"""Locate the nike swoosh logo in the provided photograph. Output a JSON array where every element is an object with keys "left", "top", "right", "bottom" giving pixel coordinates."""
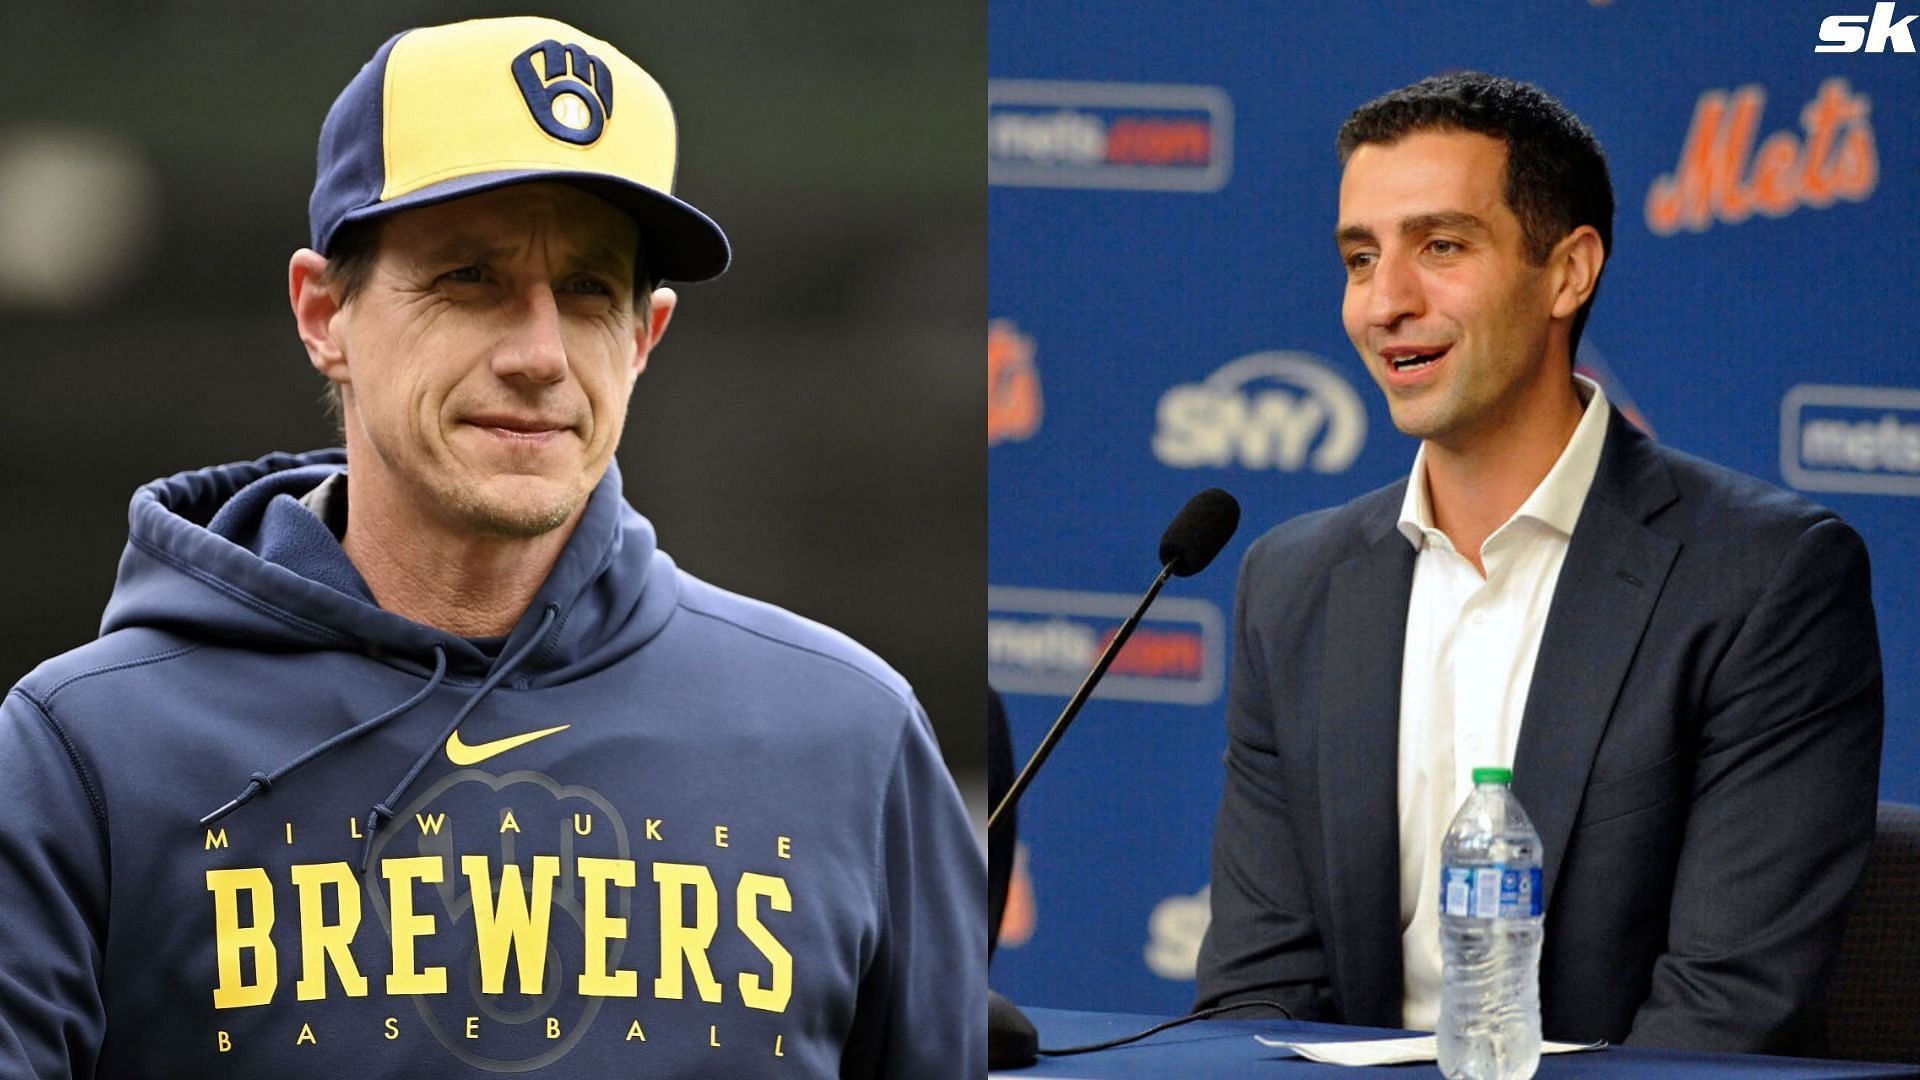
[{"left": 446, "top": 724, "right": 571, "bottom": 766}]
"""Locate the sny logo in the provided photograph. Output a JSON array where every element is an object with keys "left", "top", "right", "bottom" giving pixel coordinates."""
[
  {"left": 1817, "top": 2, "right": 1916, "bottom": 51},
  {"left": 513, "top": 40, "right": 615, "bottom": 145},
  {"left": 1153, "top": 351, "right": 1366, "bottom": 473}
]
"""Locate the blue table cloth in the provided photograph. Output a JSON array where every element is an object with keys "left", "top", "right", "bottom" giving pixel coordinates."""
[{"left": 992, "top": 1007, "right": 1920, "bottom": 1078}]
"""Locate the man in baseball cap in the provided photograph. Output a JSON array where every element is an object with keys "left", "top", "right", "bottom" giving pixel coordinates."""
[{"left": 0, "top": 17, "right": 983, "bottom": 1078}]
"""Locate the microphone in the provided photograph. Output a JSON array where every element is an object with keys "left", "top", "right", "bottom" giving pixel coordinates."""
[
  {"left": 1158, "top": 487, "right": 1241, "bottom": 577},
  {"left": 988, "top": 489, "right": 1240, "bottom": 832}
]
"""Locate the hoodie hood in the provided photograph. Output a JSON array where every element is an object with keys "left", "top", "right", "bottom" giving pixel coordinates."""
[{"left": 102, "top": 450, "right": 680, "bottom": 686}]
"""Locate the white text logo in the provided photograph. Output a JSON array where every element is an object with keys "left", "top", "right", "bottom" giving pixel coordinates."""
[
  {"left": 1780, "top": 384, "right": 1920, "bottom": 496},
  {"left": 1818, "top": 3, "right": 1917, "bottom": 50},
  {"left": 1153, "top": 351, "right": 1367, "bottom": 473},
  {"left": 987, "top": 586, "right": 1224, "bottom": 705},
  {"left": 988, "top": 80, "right": 1232, "bottom": 192},
  {"left": 1144, "top": 885, "right": 1210, "bottom": 981}
]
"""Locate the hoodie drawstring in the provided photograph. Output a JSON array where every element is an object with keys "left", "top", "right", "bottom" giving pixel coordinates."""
[
  {"left": 358, "top": 603, "right": 560, "bottom": 872},
  {"left": 200, "top": 645, "right": 451, "bottom": 828}
]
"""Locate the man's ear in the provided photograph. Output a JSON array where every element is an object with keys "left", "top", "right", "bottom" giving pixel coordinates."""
[
  {"left": 1549, "top": 225, "right": 1605, "bottom": 321},
  {"left": 632, "top": 286, "right": 677, "bottom": 379},
  {"left": 290, "top": 249, "right": 348, "bottom": 385}
]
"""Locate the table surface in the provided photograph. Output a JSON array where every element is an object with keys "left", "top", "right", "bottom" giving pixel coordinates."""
[{"left": 990, "top": 1007, "right": 1920, "bottom": 1078}]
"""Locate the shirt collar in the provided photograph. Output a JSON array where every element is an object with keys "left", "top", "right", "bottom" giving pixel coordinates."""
[{"left": 1396, "top": 374, "right": 1611, "bottom": 550}]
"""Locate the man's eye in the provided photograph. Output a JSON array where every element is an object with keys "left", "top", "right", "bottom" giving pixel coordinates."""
[
  {"left": 1344, "top": 252, "right": 1375, "bottom": 273},
  {"left": 1428, "top": 239, "right": 1460, "bottom": 256},
  {"left": 443, "top": 266, "right": 485, "bottom": 284}
]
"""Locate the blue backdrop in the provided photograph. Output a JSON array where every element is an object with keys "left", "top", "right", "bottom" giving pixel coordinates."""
[{"left": 988, "top": 0, "right": 1920, "bottom": 1017}]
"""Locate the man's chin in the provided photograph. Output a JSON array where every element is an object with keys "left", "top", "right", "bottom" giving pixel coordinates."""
[
  {"left": 462, "top": 502, "right": 578, "bottom": 539},
  {"left": 1387, "top": 407, "right": 1441, "bottom": 441},
  {"left": 443, "top": 477, "right": 586, "bottom": 539},
  {"left": 1384, "top": 391, "right": 1468, "bottom": 441}
]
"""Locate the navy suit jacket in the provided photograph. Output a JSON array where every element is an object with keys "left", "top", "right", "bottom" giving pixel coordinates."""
[{"left": 1195, "top": 411, "right": 1883, "bottom": 1053}]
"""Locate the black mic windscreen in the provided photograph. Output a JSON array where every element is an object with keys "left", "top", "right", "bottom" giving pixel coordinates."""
[{"left": 1158, "top": 488, "right": 1241, "bottom": 577}]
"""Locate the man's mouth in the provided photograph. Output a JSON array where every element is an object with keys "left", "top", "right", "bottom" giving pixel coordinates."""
[
  {"left": 466, "top": 415, "right": 571, "bottom": 435},
  {"left": 1383, "top": 346, "right": 1449, "bottom": 372}
]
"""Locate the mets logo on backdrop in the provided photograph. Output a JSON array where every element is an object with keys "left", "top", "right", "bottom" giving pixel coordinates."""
[
  {"left": 1781, "top": 384, "right": 1920, "bottom": 496},
  {"left": 988, "top": 80, "right": 1231, "bottom": 192},
  {"left": 1153, "top": 352, "right": 1366, "bottom": 473},
  {"left": 513, "top": 40, "right": 615, "bottom": 145},
  {"left": 987, "top": 586, "right": 1224, "bottom": 705},
  {"left": 1645, "top": 78, "right": 1877, "bottom": 235},
  {"left": 989, "top": 320, "right": 1043, "bottom": 446}
]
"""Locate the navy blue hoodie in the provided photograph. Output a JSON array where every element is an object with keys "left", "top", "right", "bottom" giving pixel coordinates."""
[{"left": 0, "top": 451, "right": 984, "bottom": 1077}]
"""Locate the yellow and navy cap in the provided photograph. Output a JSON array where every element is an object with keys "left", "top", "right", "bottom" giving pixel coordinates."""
[{"left": 309, "top": 16, "right": 728, "bottom": 282}]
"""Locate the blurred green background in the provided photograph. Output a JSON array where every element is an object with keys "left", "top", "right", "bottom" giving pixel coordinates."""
[{"left": 0, "top": 4, "right": 984, "bottom": 794}]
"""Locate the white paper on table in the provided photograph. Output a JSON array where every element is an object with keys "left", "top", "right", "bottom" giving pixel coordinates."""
[{"left": 1253, "top": 1033, "right": 1605, "bottom": 1066}]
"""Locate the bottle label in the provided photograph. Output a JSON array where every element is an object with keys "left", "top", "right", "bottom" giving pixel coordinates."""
[{"left": 1441, "top": 865, "right": 1542, "bottom": 919}]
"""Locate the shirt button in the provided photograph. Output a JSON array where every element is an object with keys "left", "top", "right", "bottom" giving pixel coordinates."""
[{"left": 1470, "top": 610, "right": 1489, "bottom": 625}]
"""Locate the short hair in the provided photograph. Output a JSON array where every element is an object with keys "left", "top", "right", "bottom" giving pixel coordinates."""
[
  {"left": 315, "top": 218, "right": 384, "bottom": 307},
  {"left": 1336, "top": 72, "right": 1614, "bottom": 358},
  {"left": 310, "top": 211, "right": 656, "bottom": 444},
  {"left": 314, "top": 220, "right": 383, "bottom": 441}
]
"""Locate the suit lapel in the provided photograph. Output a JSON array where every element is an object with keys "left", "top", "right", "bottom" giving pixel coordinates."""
[
  {"left": 1512, "top": 413, "right": 1680, "bottom": 910},
  {"left": 1319, "top": 510, "right": 1416, "bottom": 1025}
]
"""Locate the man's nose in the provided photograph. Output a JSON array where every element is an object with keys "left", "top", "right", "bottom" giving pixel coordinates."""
[
  {"left": 493, "top": 285, "right": 569, "bottom": 384},
  {"left": 1365, "top": 249, "right": 1423, "bottom": 328}
]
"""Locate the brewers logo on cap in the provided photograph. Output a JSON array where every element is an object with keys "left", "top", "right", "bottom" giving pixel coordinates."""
[
  {"left": 512, "top": 41, "right": 614, "bottom": 146},
  {"left": 309, "top": 16, "right": 729, "bottom": 282}
]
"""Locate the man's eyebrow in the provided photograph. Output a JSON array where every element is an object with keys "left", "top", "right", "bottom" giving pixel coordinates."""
[
  {"left": 570, "top": 244, "right": 635, "bottom": 280},
  {"left": 414, "top": 236, "right": 634, "bottom": 281},
  {"left": 1399, "top": 210, "right": 1490, "bottom": 237},
  {"left": 417, "top": 235, "right": 512, "bottom": 268},
  {"left": 1335, "top": 211, "right": 1491, "bottom": 249}
]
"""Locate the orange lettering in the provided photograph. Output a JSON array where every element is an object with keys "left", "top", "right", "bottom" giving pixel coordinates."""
[
  {"left": 1647, "top": 79, "right": 1877, "bottom": 235},
  {"left": 1799, "top": 79, "right": 1866, "bottom": 204},
  {"left": 1748, "top": 132, "right": 1801, "bottom": 216},
  {"left": 1830, "top": 124, "right": 1878, "bottom": 200},
  {"left": 1647, "top": 87, "right": 1763, "bottom": 234},
  {"left": 1105, "top": 119, "right": 1210, "bottom": 166}
]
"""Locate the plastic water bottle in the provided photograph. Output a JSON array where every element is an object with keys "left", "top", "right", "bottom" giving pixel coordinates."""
[{"left": 1437, "top": 767, "right": 1543, "bottom": 1080}]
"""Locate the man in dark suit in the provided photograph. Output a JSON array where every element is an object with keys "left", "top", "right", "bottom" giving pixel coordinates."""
[{"left": 1195, "top": 72, "right": 1883, "bottom": 1053}]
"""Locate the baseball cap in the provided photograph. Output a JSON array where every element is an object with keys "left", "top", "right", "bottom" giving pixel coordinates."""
[{"left": 308, "top": 16, "right": 729, "bottom": 282}]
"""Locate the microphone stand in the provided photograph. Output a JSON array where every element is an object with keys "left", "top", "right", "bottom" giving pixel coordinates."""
[
  {"left": 988, "top": 558, "right": 1175, "bottom": 1069},
  {"left": 989, "top": 559, "right": 1173, "bottom": 833}
]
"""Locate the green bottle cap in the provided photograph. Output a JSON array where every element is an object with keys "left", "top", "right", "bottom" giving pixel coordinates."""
[{"left": 1472, "top": 767, "right": 1513, "bottom": 785}]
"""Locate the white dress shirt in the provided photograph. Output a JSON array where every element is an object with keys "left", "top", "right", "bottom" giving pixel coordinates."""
[{"left": 1396, "top": 376, "right": 1611, "bottom": 1031}]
